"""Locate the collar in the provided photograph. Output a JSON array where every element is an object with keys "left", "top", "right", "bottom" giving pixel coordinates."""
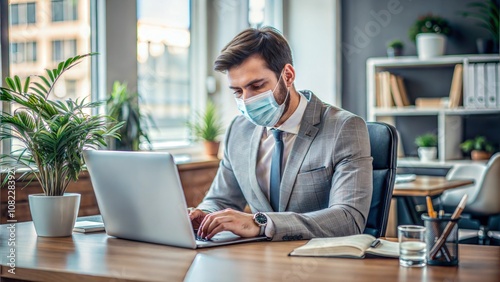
[{"left": 266, "top": 91, "right": 307, "bottom": 135}]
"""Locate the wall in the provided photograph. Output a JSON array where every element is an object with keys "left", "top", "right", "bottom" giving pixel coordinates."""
[
  {"left": 283, "top": 0, "right": 339, "bottom": 106},
  {"left": 341, "top": 0, "right": 494, "bottom": 118}
]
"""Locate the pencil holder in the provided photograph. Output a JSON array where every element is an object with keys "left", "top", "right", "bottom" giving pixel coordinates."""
[{"left": 422, "top": 214, "right": 460, "bottom": 266}]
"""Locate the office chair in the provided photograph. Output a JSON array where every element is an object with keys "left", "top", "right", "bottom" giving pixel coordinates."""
[
  {"left": 363, "top": 122, "right": 398, "bottom": 237},
  {"left": 441, "top": 153, "right": 500, "bottom": 245}
]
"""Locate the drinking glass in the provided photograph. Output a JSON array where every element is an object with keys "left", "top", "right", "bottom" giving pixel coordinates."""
[{"left": 398, "top": 225, "right": 427, "bottom": 267}]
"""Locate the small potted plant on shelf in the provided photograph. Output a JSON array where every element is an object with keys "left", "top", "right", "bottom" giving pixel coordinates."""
[
  {"left": 415, "top": 133, "right": 438, "bottom": 161},
  {"left": 187, "top": 101, "right": 224, "bottom": 157},
  {"left": 460, "top": 0, "right": 499, "bottom": 54},
  {"left": 387, "top": 39, "right": 404, "bottom": 57},
  {"left": 408, "top": 13, "right": 452, "bottom": 59},
  {"left": 0, "top": 53, "right": 123, "bottom": 237},
  {"left": 460, "top": 136, "right": 495, "bottom": 160},
  {"left": 107, "top": 81, "right": 153, "bottom": 151}
]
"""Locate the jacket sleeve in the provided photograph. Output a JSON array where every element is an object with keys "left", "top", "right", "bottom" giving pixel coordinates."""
[{"left": 195, "top": 119, "right": 247, "bottom": 213}]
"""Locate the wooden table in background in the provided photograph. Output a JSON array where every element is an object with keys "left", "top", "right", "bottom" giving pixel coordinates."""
[
  {"left": 393, "top": 175, "right": 474, "bottom": 197},
  {"left": 1, "top": 221, "right": 500, "bottom": 282}
]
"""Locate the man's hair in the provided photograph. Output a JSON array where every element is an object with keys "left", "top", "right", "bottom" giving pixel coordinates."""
[{"left": 214, "top": 26, "right": 293, "bottom": 79}]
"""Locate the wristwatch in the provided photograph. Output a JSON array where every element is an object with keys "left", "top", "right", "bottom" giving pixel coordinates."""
[{"left": 253, "top": 212, "right": 268, "bottom": 236}]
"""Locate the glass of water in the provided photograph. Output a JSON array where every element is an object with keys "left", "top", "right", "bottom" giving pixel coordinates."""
[{"left": 398, "top": 225, "right": 427, "bottom": 267}]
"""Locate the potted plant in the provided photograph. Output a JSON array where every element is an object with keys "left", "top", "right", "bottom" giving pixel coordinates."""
[
  {"left": 460, "top": 136, "right": 495, "bottom": 160},
  {"left": 0, "top": 54, "right": 122, "bottom": 237},
  {"left": 187, "top": 101, "right": 224, "bottom": 157},
  {"left": 460, "top": 0, "right": 499, "bottom": 53},
  {"left": 415, "top": 133, "right": 438, "bottom": 161},
  {"left": 409, "top": 14, "right": 452, "bottom": 59},
  {"left": 107, "top": 81, "right": 153, "bottom": 151},
  {"left": 387, "top": 39, "right": 404, "bottom": 57}
]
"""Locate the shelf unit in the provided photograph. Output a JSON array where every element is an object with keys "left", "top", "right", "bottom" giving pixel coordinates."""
[{"left": 366, "top": 54, "right": 500, "bottom": 164}]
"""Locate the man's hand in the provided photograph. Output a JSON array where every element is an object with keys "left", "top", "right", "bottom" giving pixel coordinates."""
[
  {"left": 197, "top": 208, "right": 259, "bottom": 240},
  {"left": 188, "top": 208, "right": 208, "bottom": 230}
]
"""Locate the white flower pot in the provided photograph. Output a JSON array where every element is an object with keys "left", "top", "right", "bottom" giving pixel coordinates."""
[
  {"left": 418, "top": 147, "right": 437, "bottom": 162},
  {"left": 416, "top": 33, "right": 446, "bottom": 59},
  {"left": 29, "top": 193, "right": 81, "bottom": 237}
]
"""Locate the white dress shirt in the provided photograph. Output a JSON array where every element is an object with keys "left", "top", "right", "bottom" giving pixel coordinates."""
[{"left": 256, "top": 92, "right": 308, "bottom": 237}]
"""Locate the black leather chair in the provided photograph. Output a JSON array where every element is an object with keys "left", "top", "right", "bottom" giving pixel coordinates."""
[{"left": 363, "top": 122, "right": 398, "bottom": 237}]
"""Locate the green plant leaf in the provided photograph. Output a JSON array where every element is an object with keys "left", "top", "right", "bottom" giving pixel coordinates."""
[{"left": 46, "top": 69, "right": 55, "bottom": 83}]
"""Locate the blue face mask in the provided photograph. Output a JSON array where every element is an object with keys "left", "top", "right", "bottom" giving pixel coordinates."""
[{"left": 235, "top": 74, "right": 289, "bottom": 127}]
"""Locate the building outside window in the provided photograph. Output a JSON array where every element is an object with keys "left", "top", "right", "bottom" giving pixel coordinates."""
[
  {"left": 10, "top": 2, "right": 36, "bottom": 25},
  {"left": 137, "top": 0, "right": 192, "bottom": 147},
  {"left": 6, "top": 0, "right": 91, "bottom": 153},
  {"left": 10, "top": 41, "right": 37, "bottom": 63},
  {"left": 51, "top": 0, "right": 78, "bottom": 22},
  {"left": 52, "top": 39, "right": 77, "bottom": 62}
]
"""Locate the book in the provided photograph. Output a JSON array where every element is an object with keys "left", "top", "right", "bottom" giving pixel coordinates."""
[
  {"left": 396, "top": 75, "right": 410, "bottom": 106},
  {"left": 73, "top": 221, "right": 105, "bottom": 233},
  {"left": 448, "top": 64, "right": 463, "bottom": 108},
  {"left": 375, "top": 72, "right": 383, "bottom": 107},
  {"left": 289, "top": 234, "right": 399, "bottom": 259},
  {"left": 380, "top": 71, "right": 394, "bottom": 108},
  {"left": 415, "top": 97, "right": 448, "bottom": 108},
  {"left": 390, "top": 74, "right": 405, "bottom": 107}
]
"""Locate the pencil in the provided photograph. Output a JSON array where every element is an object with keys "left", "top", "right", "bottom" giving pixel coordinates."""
[
  {"left": 429, "top": 194, "right": 468, "bottom": 259},
  {"left": 426, "top": 196, "right": 437, "bottom": 218}
]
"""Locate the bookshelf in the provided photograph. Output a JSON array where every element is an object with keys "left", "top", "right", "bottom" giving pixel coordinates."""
[{"left": 366, "top": 54, "right": 500, "bottom": 165}]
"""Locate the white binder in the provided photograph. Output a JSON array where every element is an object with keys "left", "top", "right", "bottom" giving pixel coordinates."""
[
  {"left": 464, "top": 63, "right": 475, "bottom": 109},
  {"left": 486, "top": 63, "right": 497, "bottom": 108},
  {"left": 497, "top": 63, "right": 500, "bottom": 109},
  {"left": 475, "top": 63, "right": 486, "bottom": 108}
]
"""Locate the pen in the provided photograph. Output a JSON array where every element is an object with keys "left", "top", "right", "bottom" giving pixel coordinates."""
[{"left": 370, "top": 239, "right": 381, "bottom": 248}]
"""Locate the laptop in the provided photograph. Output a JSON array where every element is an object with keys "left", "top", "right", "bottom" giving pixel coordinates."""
[{"left": 83, "top": 150, "right": 266, "bottom": 249}]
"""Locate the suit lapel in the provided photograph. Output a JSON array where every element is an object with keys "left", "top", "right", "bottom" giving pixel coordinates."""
[
  {"left": 279, "top": 92, "right": 323, "bottom": 211},
  {"left": 248, "top": 125, "right": 273, "bottom": 211}
]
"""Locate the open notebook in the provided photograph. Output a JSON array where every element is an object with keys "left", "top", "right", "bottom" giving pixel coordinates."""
[{"left": 289, "top": 234, "right": 399, "bottom": 258}]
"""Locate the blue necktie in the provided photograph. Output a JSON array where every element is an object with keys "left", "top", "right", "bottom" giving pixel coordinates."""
[{"left": 270, "top": 129, "right": 283, "bottom": 211}]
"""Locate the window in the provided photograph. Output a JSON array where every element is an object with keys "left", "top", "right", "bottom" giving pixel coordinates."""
[
  {"left": 10, "top": 42, "right": 37, "bottom": 63},
  {"left": 52, "top": 39, "right": 77, "bottom": 62},
  {"left": 137, "top": 0, "right": 192, "bottom": 147},
  {"left": 52, "top": 0, "right": 78, "bottom": 22},
  {"left": 10, "top": 2, "right": 36, "bottom": 25}
]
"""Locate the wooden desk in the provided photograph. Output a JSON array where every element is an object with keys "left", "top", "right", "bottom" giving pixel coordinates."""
[
  {"left": 2, "top": 222, "right": 500, "bottom": 282},
  {"left": 393, "top": 175, "right": 474, "bottom": 197}
]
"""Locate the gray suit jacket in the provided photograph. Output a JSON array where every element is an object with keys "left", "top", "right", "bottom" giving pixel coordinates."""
[{"left": 197, "top": 91, "right": 373, "bottom": 241}]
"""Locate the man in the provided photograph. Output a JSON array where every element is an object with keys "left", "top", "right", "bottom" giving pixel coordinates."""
[{"left": 189, "top": 26, "right": 373, "bottom": 241}]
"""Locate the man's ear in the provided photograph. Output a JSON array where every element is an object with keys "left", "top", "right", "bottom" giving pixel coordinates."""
[{"left": 283, "top": 64, "right": 295, "bottom": 87}]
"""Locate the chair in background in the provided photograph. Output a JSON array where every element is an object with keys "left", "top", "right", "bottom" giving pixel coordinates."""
[
  {"left": 441, "top": 153, "right": 500, "bottom": 244},
  {"left": 363, "top": 122, "right": 398, "bottom": 238}
]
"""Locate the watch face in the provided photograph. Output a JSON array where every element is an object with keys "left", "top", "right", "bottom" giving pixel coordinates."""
[{"left": 254, "top": 213, "right": 267, "bottom": 225}]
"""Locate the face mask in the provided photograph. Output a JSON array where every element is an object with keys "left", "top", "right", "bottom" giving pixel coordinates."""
[{"left": 235, "top": 73, "right": 289, "bottom": 127}]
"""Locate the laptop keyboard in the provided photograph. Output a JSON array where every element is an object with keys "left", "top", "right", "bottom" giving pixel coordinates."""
[{"left": 193, "top": 229, "right": 212, "bottom": 242}]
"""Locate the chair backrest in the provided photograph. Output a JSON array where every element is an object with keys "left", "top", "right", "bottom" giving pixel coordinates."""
[
  {"left": 363, "top": 122, "right": 398, "bottom": 237},
  {"left": 466, "top": 153, "right": 500, "bottom": 215},
  {"left": 442, "top": 163, "right": 486, "bottom": 208}
]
